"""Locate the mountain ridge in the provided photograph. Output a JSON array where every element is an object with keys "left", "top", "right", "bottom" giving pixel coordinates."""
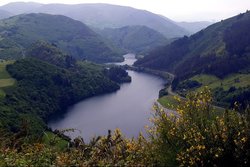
[
  {"left": 97, "top": 25, "right": 169, "bottom": 54},
  {"left": 0, "top": 2, "right": 190, "bottom": 38},
  {"left": 177, "top": 21, "right": 214, "bottom": 34},
  {"left": 0, "top": 13, "right": 123, "bottom": 63},
  {"left": 135, "top": 11, "right": 250, "bottom": 80},
  {"left": 0, "top": 9, "right": 12, "bottom": 19}
]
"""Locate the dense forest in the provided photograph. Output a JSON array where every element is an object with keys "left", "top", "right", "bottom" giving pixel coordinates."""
[
  {"left": 97, "top": 25, "right": 169, "bottom": 54},
  {"left": 135, "top": 11, "right": 250, "bottom": 108},
  {"left": 135, "top": 11, "right": 250, "bottom": 79},
  {"left": 104, "top": 66, "right": 131, "bottom": 83},
  {"left": 0, "top": 13, "right": 123, "bottom": 63},
  {"left": 0, "top": 42, "right": 132, "bottom": 139}
]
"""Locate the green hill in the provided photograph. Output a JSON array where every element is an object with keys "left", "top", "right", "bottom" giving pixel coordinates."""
[
  {"left": 0, "top": 40, "right": 133, "bottom": 137},
  {"left": 0, "top": 2, "right": 189, "bottom": 38},
  {"left": 135, "top": 11, "right": 250, "bottom": 108},
  {"left": 26, "top": 41, "right": 76, "bottom": 68},
  {"left": 135, "top": 11, "right": 250, "bottom": 80},
  {"left": 97, "top": 25, "right": 169, "bottom": 54},
  {"left": 0, "top": 13, "right": 123, "bottom": 63},
  {"left": 0, "top": 57, "right": 120, "bottom": 132}
]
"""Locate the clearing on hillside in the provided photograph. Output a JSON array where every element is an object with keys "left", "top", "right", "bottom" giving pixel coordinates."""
[{"left": 0, "top": 60, "right": 15, "bottom": 97}]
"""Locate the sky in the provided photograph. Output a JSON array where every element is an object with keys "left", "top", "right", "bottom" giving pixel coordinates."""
[{"left": 0, "top": 0, "right": 249, "bottom": 21}]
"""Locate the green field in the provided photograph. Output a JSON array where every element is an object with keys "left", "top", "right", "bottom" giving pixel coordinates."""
[
  {"left": 0, "top": 61, "right": 13, "bottom": 79},
  {"left": 190, "top": 74, "right": 250, "bottom": 90},
  {"left": 0, "top": 78, "right": 15, "bottom": 87},
  {"left": 158, "top": 94, "right": 226, "bottom": 114},
  {"left": 0, "top": 60, "right": 15, "bottom": 97},
  {"left": 158, "top": 95, "right": 179, "bottom": 110},
  {"left": 0, "top": 89, "right": 5, "bottom": 97}
]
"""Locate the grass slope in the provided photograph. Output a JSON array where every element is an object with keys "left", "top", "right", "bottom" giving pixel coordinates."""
[
  {"left": 174, "top": 73, "right": 250, "bottom": 108},
  {"left": 158, "top": 95, "right": 178, "bottom": 110},
  {"left": 191, "top": 74, "right": 250, "bottom": 90},
  {"left": 0, "top": 60, "right": 15, "bottom": 97}
]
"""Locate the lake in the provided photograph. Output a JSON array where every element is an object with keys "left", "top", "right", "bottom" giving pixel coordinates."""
[{"left": 49, "top": 54, "right": 165, "bottom": 141}]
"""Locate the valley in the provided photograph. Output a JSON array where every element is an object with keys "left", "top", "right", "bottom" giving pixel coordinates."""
[
  {"left": 49, "top": 55, "right": 165, "bottom": 141},
  {"left": 0, "top": 13, "right": 123, "bottom": 63},
  {"left": 136, "top": 11, "right": 250, "bottom": 109},
  {"left": 0, "top": 1, "right": 249, "bottom": 166}
]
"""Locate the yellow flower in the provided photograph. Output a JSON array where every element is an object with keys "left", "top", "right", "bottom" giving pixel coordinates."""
[
  {"left": 126, "top": 143, "right": 133, "bottom": 150},
  {"left": 241, "top": 137, "right": 247, "bottom": 143},
  {"left": 197, "top": 145, "right": 205, "bottom": 150},
  {"left": 183, "top": 134, "right": 187, "bottom": 140}
]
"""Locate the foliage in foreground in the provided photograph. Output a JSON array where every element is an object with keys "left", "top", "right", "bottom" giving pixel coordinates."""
[
  {"left": 150, "top": 88, "right": 250, "bottom": 166},
  {"left": 0, "top": 88, "right": 249, "bottom": 166},
  {"left": 0, "top": 129, "right": 153, "bottom": 166}
]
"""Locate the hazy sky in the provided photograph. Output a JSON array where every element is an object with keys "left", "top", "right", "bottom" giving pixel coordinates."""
[{"left": 0, "top": 0, "right": 249, "bottom": 21}]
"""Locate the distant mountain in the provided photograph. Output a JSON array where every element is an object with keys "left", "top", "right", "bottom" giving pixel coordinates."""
[
  {"left": 135, "top": 11, "right": 250, "bottom": 80},
  {"left": 0, "top": 2, "right": 189, "bottom": 38},
  {"left": 177, "top": 21, "right": 213, "bottom": 34},
  {"left": 97, "top": 25, "right": 169, "bottom": 54},
  {"left": 0, "top": 9, "right": 12, "bottom": 19},
  {"left": 0, "top": 2, "right": 43, "bottom": 15},
  {"left": 0, "top": 13, "right": 122, "bottom": 63}
]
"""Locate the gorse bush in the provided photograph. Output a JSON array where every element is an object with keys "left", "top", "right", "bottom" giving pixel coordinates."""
[
  {"left": 0, "top": 88, "right": 249, "bottom": 166},
  {"left": 0, "top": 129, "right": 153, "bottom": 166},
  {"left": 149, "top": 87, "right": 250, "bottom": 166}
]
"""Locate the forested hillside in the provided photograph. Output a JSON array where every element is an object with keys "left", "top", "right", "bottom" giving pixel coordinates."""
[
  {"left": 135, "top": 11, "right": 250, "bottom": 80},
  {"left": 0, "top": 2, "right": 190, "bottom": 38},
  {"left": 0, "top": 13, "right": 123, "bottom": 63},
  {"left": 97, "top": 25, "right": 169, "bottom": 54},
  {"left": 26, "top": 41, "right": 76, "bottom": 68},
  {"left": 0, "top": 2, "right": 249, "bottom": 167},
  {"left": 0, "top": 58, "right": 121, "bottom": 135},
  {"left": 0, "top": 41, "right": 134, "bottom": 139},
  {"left": 136, "top": 11, "right": 250, "bottom": 108}
]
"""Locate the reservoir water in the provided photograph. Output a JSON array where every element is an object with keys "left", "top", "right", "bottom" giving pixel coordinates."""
[{"left": 49, "top": 54, "right": 165, "bottom": 141}]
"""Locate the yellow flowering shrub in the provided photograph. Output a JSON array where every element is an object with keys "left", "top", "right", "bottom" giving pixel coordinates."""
[
  {"left": 0, "top": 129, "right": 154, "bottom": 166},
  {"left": 53, "top": 129, "right": 153, "bottom": 166},
  {"left": 0, "top": 88, "right": 249, "bottom": 166},
  {"left": 149, "top": 87, "right": 250, "bottom": 166}
]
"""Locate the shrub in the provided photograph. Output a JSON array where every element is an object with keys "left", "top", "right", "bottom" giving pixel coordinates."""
[
  {"left": 0, "top": 88, "right": 249, "bottom": 166},
  {"left": 149, "top": 87, "right": 250, "bottom": 166}
]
